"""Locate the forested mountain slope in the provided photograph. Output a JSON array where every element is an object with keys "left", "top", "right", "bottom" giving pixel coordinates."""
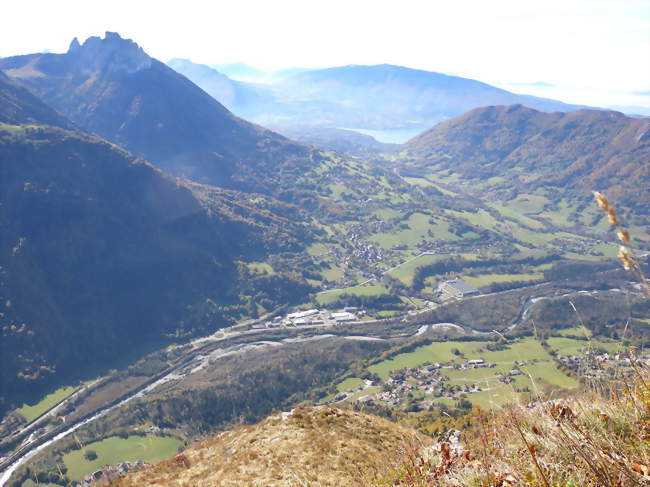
[
  {"left": 402, "top": 105, "right": 650, "bottom": 213},
  {"left": 0, "top": 123, "right": 312, "bottom": 410}
]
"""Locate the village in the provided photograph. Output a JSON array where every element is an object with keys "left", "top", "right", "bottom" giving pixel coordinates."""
[
  {"left": 555, "top": 349, "right": 649, "bottom": 380},
  {"left": 333, "top": 356, "right": 526, "bottom": 408},
  {"left": 332, "top": 346, "right": 650, "bottom": 411}
]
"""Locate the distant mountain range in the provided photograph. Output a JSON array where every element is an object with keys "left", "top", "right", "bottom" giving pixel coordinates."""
[
  {"left": 168, "top": 59, "right": 588, "bottom": 141},
  {"left": 402, "top": 104, "right": 650, "bottom": 213},
  {"left": 209, "top": 62, "right": 311, "bottom": 83},
  {"left": 0, "top": 33, "right": 317, "bottom": 194}
]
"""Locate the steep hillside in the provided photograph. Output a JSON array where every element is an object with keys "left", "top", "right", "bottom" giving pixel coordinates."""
[
  {"left": 0, "top": 123, "right": 311, "bottom": 410},
  {"left": 109, "top": 406, "right": 428, "bottom": 487},
  {"left": 0, "top": 33, "right": 317, "bottom": 193},
  {"left": 0, "top": 71, "right": 72, "bottom": 128},
  {"left": 403, "top": 105, "right": 650, "bottom": 213}
]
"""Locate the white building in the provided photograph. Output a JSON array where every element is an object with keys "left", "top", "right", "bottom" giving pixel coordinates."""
[
  {"left": 331, "top": 311, "right": 357, "bottom": 322},
  {"left": 287, "top": 309, "right": 320, "bottom": 320}
]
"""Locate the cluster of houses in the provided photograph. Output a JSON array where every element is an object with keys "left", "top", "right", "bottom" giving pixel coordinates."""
[
  {"left": 549, "top": 236, "right": 607, "bottom": 255},
  {"left": 336, "top": 355, "right": 534, "bottom": 408},
  {"left": 252, "top": 308, "right": 360, "bottom": 329},
  {"left": 556, "top": 350, "right": 649, "bottom": 380},
  {"left": 78, "top": 461, "right": 149, "bottom": 486}
]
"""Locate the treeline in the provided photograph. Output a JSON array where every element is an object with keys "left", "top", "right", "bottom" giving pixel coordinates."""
[
  {"left": 324, "top": 292, "right": 405, "bottom": 311},
  {"left": 524, "top": 293, "right": 650, "bottom": 341},
  {"left": 106, "top": 339, "right": 390, "bottom": 437},
  {"left": 411, "top": 254, "right": 560, "bottom": 290},
  {"left": 8, "top": 338, "right": 390, "bottom": 486}
]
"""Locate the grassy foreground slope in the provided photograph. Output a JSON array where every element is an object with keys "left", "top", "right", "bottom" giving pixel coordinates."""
[
  {"left": 110, "top": 407, "right": 428, "bottom": 487},
  {"left": 111, "top": 370, "right": 650, "bottom": 487}
]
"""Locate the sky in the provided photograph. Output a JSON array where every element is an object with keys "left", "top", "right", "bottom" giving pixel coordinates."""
[{"left": 2, "top": 0, "right": 649, "bottom": 109}]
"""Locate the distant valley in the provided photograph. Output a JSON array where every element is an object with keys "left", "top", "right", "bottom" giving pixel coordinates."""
[
  {"left": 167, "top": 59, "right": 589, "bottom": 144},
  {"left": 0, "top": 31, "right": 648, "bottom": 487}
]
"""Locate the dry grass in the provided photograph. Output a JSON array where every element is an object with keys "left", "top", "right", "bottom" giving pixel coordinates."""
[
  {"left": 593, "top": 191, "right": 649, "bottom": 298},
  {"left": 376, "top": 364, "right": 650, "bottom": 486},
  {"left": 107, "top": 406, "right": 431, "bottom": 486}
]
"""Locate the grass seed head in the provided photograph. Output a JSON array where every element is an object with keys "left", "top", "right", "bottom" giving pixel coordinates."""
[
  {"left": 616, "top": 228, "right": 630, "bottom": 244},
  {"left": 617, "top": 246, "right": 633, "bottom": 270},
  {"left": 593, "top": 191, "right": 609, "bottom": 211},
  {"left": 607, "top": 207, "right": 620, "bottom": 226}
]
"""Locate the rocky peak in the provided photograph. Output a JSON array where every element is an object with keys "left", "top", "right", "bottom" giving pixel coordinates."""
[
  {"left": 70, "top": 31, "right": 152, "bottom": 75},
  {"left": 68, "top": 37, "right": 81, "bottom": 53}
]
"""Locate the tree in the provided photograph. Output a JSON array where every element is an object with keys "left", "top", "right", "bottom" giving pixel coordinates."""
[{"left": 84, "top": 450, "right": 98, "bottom": 461}]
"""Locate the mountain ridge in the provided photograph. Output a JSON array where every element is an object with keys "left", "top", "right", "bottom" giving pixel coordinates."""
[
  {"left": 165, "top": 59, "right": 590, "bottom": 139},
  {"left": 0, "top": 32, "right": 318, "bottom": 194},
  {"left": 402, "top": 104, "right": 650, "bottom": 212}
]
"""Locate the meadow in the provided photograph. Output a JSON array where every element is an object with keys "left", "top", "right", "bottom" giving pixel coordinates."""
[
  {"left": 62, "top": 434, "right": 182, "bottom": 481},
  {"left": 18, "top": 386, "right": 78, "bottom": 423},
  {"left": 356, "top": 337, "right": 583, "bottom": 409},
  {"left": 316, "top": 283, "right": 388, "bottom": 306}
]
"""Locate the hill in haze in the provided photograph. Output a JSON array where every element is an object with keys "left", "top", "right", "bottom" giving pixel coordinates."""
[
  {"left": 0, "top": 33, "right": 318, "bottom": 194},
  {"left": 169, "top": 60, "right": 588, "bottom": 141},
  {"left": 166, "top": 58, "right": 274, "bottom": 118},
  {"left": 0, "top": 71, "right": 72, "bottom": 129},
  {"left": 402, "top": 104, "right": 650, "bottom": 213}
]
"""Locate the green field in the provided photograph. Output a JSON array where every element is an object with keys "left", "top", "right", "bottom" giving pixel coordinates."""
[
  {"left": 463, "top": 272, "right": 543, "bottom": 288},
  {"left": 373, "top": 208, "right": 402, "bottom": 222},
  {"left": 546, "top": 337, "right": 621, "bottom": 355},
  {"left": 556, "top": 325, "right": 593, "bottom": 338},
  {"left": 387, "top": 253, "right": 440, "bottom": 285},
  {"left": 404, "top": 176, "right": 435, "bottom": 187},
  {"left": 316, "top": 283, "right": 388, "bottom": 306},
  {"left": 63, "top": 435, "right": 182, "bottom": 481},
  {"left": 337, "top": 377, "right": 364, "bottom": 392},
  {"left": 370, "top": 212, "right": 462, "bottom": 249},
  {"left": 346, "top": 386, "right": 381, "bottom": 402},
  {"left": 511, "top": 194, "right": 550, "bottom": 213},
  {"left": 307, "top": 243, "right": 329, "bottom": 256},
  {"left": 328, "top": 183, "right": 356, "bottom": 199},
  {"left": 368, "top": 341, "right": 488, "bottom": 379},
  {"left": 18, "top": 386, "right": 78, "bottom": 422},
  {"left": 423, "top": 178, "right": 458, "bottom": 196},
  {"left": 492, "top": 203, "right": 546, "bottom": 229},
  {"left": 321, "top": 263, "right": 344, "bottom": 282},
  {"left": 445, "top": 209, "right": 501, "bottom": 229},
  {"left": 522, "top": 362, "right": 578, "bottom": 388},
  {"left": 367, "top": 338, "right": 578, "bottom": 408}
]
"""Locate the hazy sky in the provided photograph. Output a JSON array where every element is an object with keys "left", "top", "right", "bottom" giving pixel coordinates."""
[{"left": 2, "top": 0, "right": 649, "bottom": 108}]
